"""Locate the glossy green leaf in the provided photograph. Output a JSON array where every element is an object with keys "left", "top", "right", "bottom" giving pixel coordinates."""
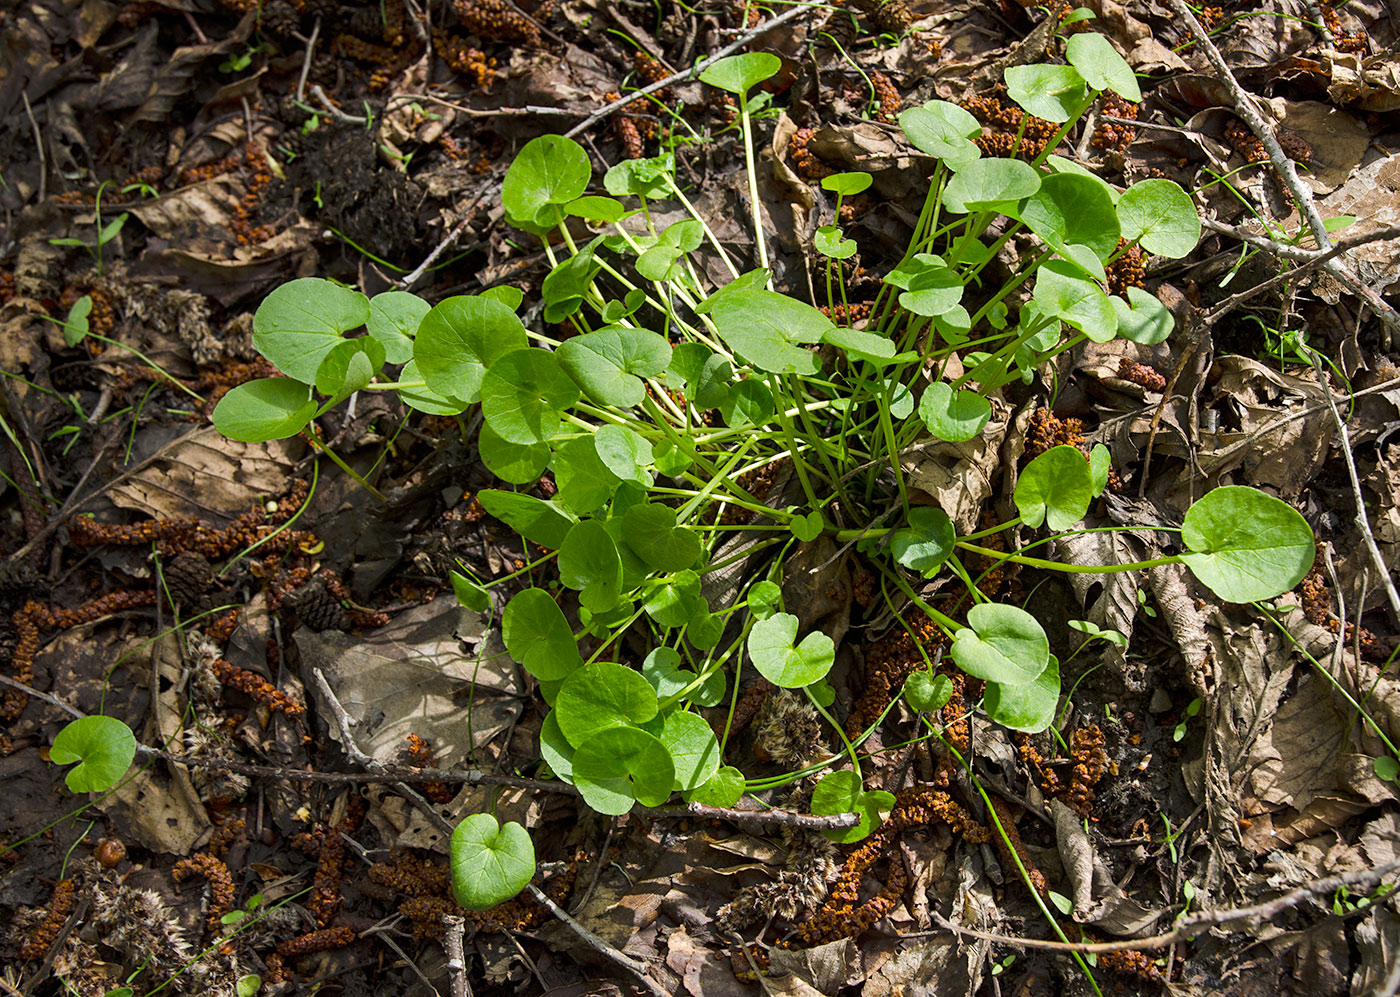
[
  {"left": 480, "top": 348, "right": 581, "bottom": 445},
  {"left": 476, "top": 490, "right": 576, "bottom": 549},
  {"left": 478, "top": 422, "right": 550, "bottom": 484},
  {"left": 622, "top": 503, "right": 702, "bottom": 572},
  {"left": 556, "top": 326, "right": 671, "bottom": 408},
  {"left": 449, "top": 814, "right": 535, "bottom": 910},
  {"left": 1088, "top": 443, "right": 1112, "bottom": 496},
  {"left": 660, "top": 710, "right": 721, "bottom": 792},
  {"left": 1180, "top": 486, "right": 1315, "bottom": 602},
  {"left": 1019, "top": 172, "right": 1120, "bottom": 262},
  {"left": 903, "top": 671, "right": 953, "bottom": 712},
  {"left": 1003, "top": 63, "right": 1089, "bottom": 123},
  {"left": 566, "top": 195, "right": 625, "bottom": 223},
  {"left": 984, "top": 655, "right": 1060, "bottom": 733},
  {"left": 1065, "top": 32, "right": 1141, "bottom": 101},
  {"left": 540, "top": 711, "right": 575, "bottom": 781},
  {"left": 891, "top": 506, "right": 955, "bottom": 575},
  {"left": 898, "top": 261, "right": 964, "bottom": 317},
  {"left": 942, "top": 157, "right": 1042, "bottom": 214},
  {"left": 949, "top": 603, "right": 1050, "bottom": 685},
  {"left": 643, "top": 569, "right": 704, "bottom": 628},
  {"left": 212, "top": 378, "right": 316, "bottom": 442},
  {"left": 1015, "top": 444, "right": 1093, "bottom": 529},
  {"left": 898, "top": 101, "right": 982, "bottom": 166},
  {"left": 397, "top": 359, "right": 468, "bottom": 415},
  {"left": 552, "top": 436, "right": 621, "bottom": 515},
  {"left": 684, "top": 765, "right": 744, "bottom": 807},
  {"left": 51, "top": 715, "right": 136, "bottom": 793},
  {"left": 821, "top": 171, "right": 873, "bottom": 196},
  {"left": 699, "top": 52, "right": 781, "bottom": 95},
  {"left": 594, "top": 423, "right": 654, "bottom": 487},
  {"left": 1117, "top": 178, "right": 1200, "bottom": 258},
  {"left": 790, "top": 510, "right": 823, "bottom": 543},
  {"left": 414, "top": 295, "right": 528, "bottom": 404},
  {"left": 558, "top": 519, "right": 624, "bottom": 613},
  {"left": 449, "top": 570, "right": 489, "bottom": 612},
  {"left": 541, "top": 246, "right": 601, "bottom": 323},
  {"left": 748, "top": 613, "right": 835, "bottom": 688},
  {"left": 823, "top": 327, "right": 909, "bottom": 365},
  {"left": 573, "top": 725, "right": 675, "bottom": 814},
  {"left": 708, "top": 288, "right": 830, "bottom": 375},
  {"left": 315, "top": 336, "right": 384, "bottom": 403},
  {"left": 719, "top": 379, "right": 775, "bottom": 428},
  {"left": 603, "top": 154, "right": 673, "bottom": 199},
  {"left": 556, "top": 662, "right": 659, "bottom": 746},
  {"left": 810, "top": 770, "right": 891, "bottom": 843},
  {"left": 502, "top": 588, "right": 581, "bottom": 681},
  {"left": 502, "top": 134, "right": 591, "bottom": 230},
  {"left": 918, "top": 382, "right": 992, "bottom": 442},
  {"left": 253, "top": 278, "right": 370, "bottom": 382},
  {"left": 367, "top": 290, "right": 428, "bottom": 365},
  {"left": 1033, "top": 259, "right": 1118, "bottom": 343}
]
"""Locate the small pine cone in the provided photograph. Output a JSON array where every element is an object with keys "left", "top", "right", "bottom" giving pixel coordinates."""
[
  {"left": 260, "top": 0, "right": 301, "bottom": 37},
  {"left": 163, "top": 552, "right": 214, "bottom": 612},
  {"left": 0, "top": 560, "right": 37, "bottom": 592},
  {"left": 289, "top": 577, "right": 350, "bottom": 632}
]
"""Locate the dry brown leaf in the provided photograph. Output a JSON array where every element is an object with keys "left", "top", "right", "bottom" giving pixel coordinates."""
[
  {"left": 902, "top": 403, "right": 1008, "bottom": 533},
  {"left": 769, "top": 937, "right": 862, "bottom": 996}
]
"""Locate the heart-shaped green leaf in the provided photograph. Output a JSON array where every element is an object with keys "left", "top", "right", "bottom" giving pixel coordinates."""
[
  {"left": 414, "top": 295, "right": 528, "bottom": 404},
  {"left": 558, "top": 519, "right": 625, "bottom": 613},
  {"left": 898, "top": 101, "right": 982, "bottom": 166},
  {"left": 502, "top": 134, "right": 592, "bottom": 231},
  {"left": 622, "top": 503, "right": 702, "bottom": 572},
  {"left": 1117, "top": 178, "right": 1200, "bottom": 259},
  {"left": 502, "top": 588, "right": 581, "bottom": 681},
  {"left": 748, "top": 613, "right": 835, "bottom": 688},
  {"left": 950, "top": 603, "right": 1049, "bottom": 685},
  {"left": 918, "top": 382, "right": 991, "bottom": 442},
  {"left": 1180, "top": 486, "right": 1315, "bottom": 602},
  {"left": 1112, "top": 286, "right": 1174, "bottom": 345},
  {"left": 1004, "top": 64, "right": 1088, "bottom": 123},
  {"left": 450, "top": 813, "right": 536, "bottom": 910},
  {"left": 891, "top": 506, "right": 955, "bottom": 575},
  {"left": 573, "top": 725, "right": 675, "bottom": 814},
  {"left": 366, "top": 290, "right": 428, "bottom": 365},
  {"left": 684, "top": 765, "right": 745, "bottom": 806},
  {"left": 903, "top": 671, "right": 954, "bottom": 712},
  {"left": 555, "top": 662, "right": 659, "bottom": 746},
  {"left": 1015, "top": 444, "right": 1093, "bottom": 530},
  {"left": 50, "top": 715, "right": 136, "bottom": 793},
  {"left": 212, "top": 379, "right": 316, "bottom": 443},
  {"left": 984, "top": 655, "right": 1061, "bottom": 733},
  {"left": 253, "top": 278, "right": 370, "bottom": 382},
  {"left": 699, "top": 52, "right": 782, "bottom": 96},
  {"left": 1065, "top": 32, "right": 1141, "bottom": 101},
  {"left": 709, "top": 288, "right": 830, "bottom": 375},
  {"left": 480, "top": 348, "right": 582, "bottom": 445},
  {"left": 659, "top": 711, "right": 722, "bottom": 792}
]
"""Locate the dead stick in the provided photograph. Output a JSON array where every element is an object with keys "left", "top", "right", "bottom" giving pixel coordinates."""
[{"left": 525, "top": 883, "right": 669, "bottom": 997}]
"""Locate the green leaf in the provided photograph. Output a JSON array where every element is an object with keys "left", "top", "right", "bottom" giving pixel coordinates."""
[
  {"left": 810, "top": 770, "right": 891, "bottom": 843},
  {"left": 821, "top": 171, "right": 873, "bottom": 196},
  {"left": 480, "top": 348, "right": 581, "bottom": 445},
  {"left": 1019, "top": 172, "right": 1121, "bottom": 262},
  {"left": 687, "top": 609, "right": 724, "bottom": 650},
  {"left": 709, "top": 288, "right": 830, "bottom": 375},
  {"left": 1065, "top": 32, "right": 1141, "bottom": 101},
  {"left": 1003, "top": 64, "right": 1089, "bottom": 123},
  {"left": 558, "top": 519, "right": 625, "bottom": 613},
  {"left": 984, "top": 655, "right": 1060, "bottom": 733},
  {"left": 556, "top": 326, "right": 671, "bottom": 408},
  {"left": 822, "top": 327, "right": 909, "bottom": 365},
  {"left": 566, "top": 195, "right": 625, "bottom": 223},
  {"left": 476, "top": 490, "right": 576, "bottom": 548},
  {"left": 790, "top": 510, "right": 823, "bottom": 543},
  {"left": 1117, "top": 178, "right": 1200, "bottom": 258},
  {"left": 367, "top": 290, "right": 428, "bottom": 365},
  {"left": 642, "top": 647, "right": 692, "bottom": 700},
  {"left": 1033, "top": 259, "right": 1118, "bottom": 343},
  {"left": 748, "top": 580, "right": 782, "bottom": 620},
  {"left": 719, "top": 379, "right": 775, "bottom": 429},
  {"left": 942, "top": 157, "right": 1042, "bottom": 214},
  {"left": 541, "top": 246, "right": 602, "bottom": 322},
  {"left": 950, "top": 603, "right": 1050, "bottom": 685},
  {"left": 1112, "top": 286, "right": 1174, "bottom": 344},
  {"left": 898, "top": 261, "right": 964, "bottom": 318},
  {"left": 748, "top": 613, "right": 836, "bottom": 688},
  {"left": 98, "top": 212, "right": 129, "bottom": 245},
  {"left": 1180, "top": 486, "right": 1316, "bottom": 602},
  {"left": 315, "top": 337, "right": 384, "bottom": 403},
  {"left": 502, "top": 134, "right": 591, "bottom": 231},
  {"left": 594, "top": 423, "right": 655, "bottom": 487},
  {"left": 540, "top": 711, "right": 575, "bottom": 781},
  {"left": 603, "top": 154, "right": 673, "bottom": 199},
  {"left": 236, "top": 975, "right": 261, "bottom": 997},
  {"left": 1015, "top": 444, "right": 1093, "bottom": 529},
  {"left": 478, "top": 422, "right": 549, "bottom": 484},
  {"left": 253, "top": 278, "right": 370, "bottom": 382},
  {"left": 449, "top": 813, "right": 535, "bottom": 910},
  {"left": 212, "top": 379, "right": 316, "bottom": 442},
  {"left": 449, "top": 570, "right": 490, "bottom": 612},
  {"left": 622, "top": 503, "right": 702, "bottom": 572},
  {"left": 1088, "top": 443, "right": 1112, "bottom": 497},
  {"left": 643, "top": 569, "right": 704, "bottom": 628},
  {"left": 814, "top": 224, "right": 857, "bottom": 260},
  {"left": 904, "top": 671, "right": 953, "bottom": 712},
  {"left": 573, "top": 725, "right": 675, "bottom": 814},
  {"left": 556, "top": 662, "right": 659, "bottom": 746},
  {"left": 918, "top": 382, "right": 991, "bottom": 442},
  {"left": 51, "top": 715, "right": 136, "bottom": 793},
  {"left": 891, "top": 506, "right": 955, "bottom": 575},
  {"left": 414, "top": 296, "right": 528, "bottom": 404},
  {"left": 397, "top": 359, "right": 469, "bottom": 415},
  {"left": 1374, "top": 755, "right": 1399, "bottom": 782},
  {"left": 502, "top": 588, "right": 581, "bottom": 681},
  {"left": 684, "top": 765, "right": 744, "bottom": 806},
  {"left": 699, "top": 52, "right": 781, "bottom": 95},
  {"left": 62, "top": 295, "right": 92, "bottom": 347},
  {"left": 659, "top": 711, "right": 721, "bottom": 792},
  {"left": 552, "top": 436, "right": 621, "bottom": 515},
  {"left": 481, "top": 285, "right": 525, "bottom": 310},
  {"left": 898, "top": 101, "right": 982, "bottom": 166}
]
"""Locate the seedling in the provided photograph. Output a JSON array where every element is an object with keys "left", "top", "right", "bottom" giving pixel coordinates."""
[
  {"left": 49, "top": 181, "right": 129, "bottom": 276},
  {"left": 1173, "top": 696, "right": 1202, "bottom": 742},
  {"left": 213, "top": 45, "right": 1317, "bottom": 919}
]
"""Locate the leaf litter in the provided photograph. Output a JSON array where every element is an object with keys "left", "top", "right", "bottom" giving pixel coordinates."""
[{"left": 1, "top": 0, "right": 1399, "bottom": 995}]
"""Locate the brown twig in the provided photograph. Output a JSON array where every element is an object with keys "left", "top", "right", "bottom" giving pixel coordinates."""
[
  {"left": 643, "top": 800, "right": 860, "bottom": 830},
  {"left": 398, "top": 179, "right": 497, "bottom": 289},
  {"left": 1202, "top": 218, "right": 1400, "bottom": 264},
  {"left": 441, "top": 915, "right": 472, "bottom": 997},
  {"left": 525, "top": 883, "right": 669, "bottom": 997},
  {"left": 919, "top": 856, "right": 1400, "bottom": 953},
  {"left": 296, "top": 16, "right": 321, "bottom": 106}
]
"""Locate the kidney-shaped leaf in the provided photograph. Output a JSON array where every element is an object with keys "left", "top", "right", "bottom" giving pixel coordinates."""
[
  {"left": 252, "top": 278, "right": 370, "bottom": 383},
  {"left": 1015, "top": 444, "right": 1093, "bottom": 529},
  {"left": 557, "top": 327, "right": 671, "bottom": 408},
  {"left": 51, "top": 715, "right": 136, "bottom": 793},
  {"left": 450, "top": 813, "right": 536, "bottom": 910},
  {"left": 502, "top": 134, "right": 591, "bottom": 230},
  {"left": 573, "top": 725, "right": 675, "bottom": 814},
  {"left": 660, "top": 710, "right": 721, "bottom": 792},
  {"left": 984, "top": 655, "right": 1061, "bottom": 733},
  {"left": 414, "top": 296, "right": 528, "bottom": 403},
  {"left": 891, "top": 505, "right": 956, "bottom": 575},
  {"left": 950, "top": 603, "right": 1049, "bottom": 685},
  {"left": 1065, "top": 32, "right": 1141, "bottom": 101},
  {"left": 748, "top": 612, "right": 835, "bottom": 688},
  {"left": 1004, "top": 63, "right": 1088, "bottom": 124},
  {"left": 558, "top": 519, "right": 625, "bottom": 613},
  {"left": 1033, "top": 259, "right": 1118, "bottom": 343},
  {"left": 476, "top": 490, "right": 576, "bottom": 549},
  {"left": 367, "top": 290, "right": 428, "bottom": 365},
  {"left": 943, "top": 157, "right": 1042, "bottom": 214},
  {"left": 699, "top": 52, "right": 781, "bottom": 95},
  {"left": 623, "top": 503, "right": 702, "bottom": 573},
  {"left": 556, "top": 662, "right": 659, "bottom": 746},
  {"left": 480, "top": 348, "right": 582, "bottom": 445},
  {"left": 918, "top": 382, "right": 991, "bottom": 442},
  {"left": 709, "top": 289, "right": 830, "bottom": 375},
  {"left": 1112, "top": 286, "right": 1174, "bottom": 344},
  {"left": 899, "top": 101, "right": 982, "bottom": 166},
  {"left": 1019, "top": 172, "right": 1120, "bottom": 262},
  {"left": 1180, "top": 486, "right": 1315, "bottom": 602},
  {"left": 1117, "top": 178, "right": 1200, "bottom": 259}
]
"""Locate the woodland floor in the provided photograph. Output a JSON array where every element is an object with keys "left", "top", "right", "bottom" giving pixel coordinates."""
[{"left": 2, "top": 0, "right": 1400, "bottom": 995}]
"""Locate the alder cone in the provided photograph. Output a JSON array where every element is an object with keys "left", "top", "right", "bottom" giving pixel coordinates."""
[
  {"left": 164, "top": 551, "right": 214, "bottom": 611},
  {"left": 260, "top": 0, "right": 301, "bottom": 37},
  {"left": 290, "top": 577, "right": 350, "bottom": 632}
]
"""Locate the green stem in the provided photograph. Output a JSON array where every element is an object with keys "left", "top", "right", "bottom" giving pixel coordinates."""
[
  {"left": 955, "top": 540, "right": 1180, "bottom": 574},
  {"left": 739, "top": 93, "right": 770, "bottom": 276},
  {"left": 305, "top": 435, "right": 387, "bottom": 503}
]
